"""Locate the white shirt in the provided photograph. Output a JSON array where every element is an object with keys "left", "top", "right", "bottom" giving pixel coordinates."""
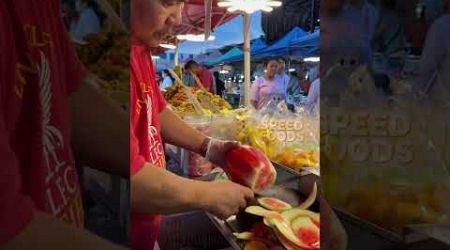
[
  {"left": 72, "top": 7, "right": 101, "bottom": 41},
  {"left": 276, "top": 73, "right": 291, "bottom": 104},
  {"left": 160, "top": 76, "right": 173, "bottom": 90},
  {"left": 417, "top": 14, "right": 450, "bottom": 101},
  {"left": 306, "top": 78, "right": 320, "bottom": 114}
]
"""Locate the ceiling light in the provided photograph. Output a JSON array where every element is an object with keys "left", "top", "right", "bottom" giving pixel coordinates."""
[
  {"left": 177, "top": 34, "right": 215, "bottom": 42},
  {"left": 304, "top": 57, "right": 320, "bottom": 62},
  {"left": 218, "top": 0, "right": 282, "bottom": 14},
  {"left": 160, "top": 43, "right": 177, "bottom": 49}
]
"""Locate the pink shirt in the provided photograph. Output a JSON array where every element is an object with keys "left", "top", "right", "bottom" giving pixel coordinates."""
[
  {"left": 199, "top": 67, "right": 213, "bottom": 92},
  {"left": 1, "top": 0, "right": 85, "bottom": 243},
  {"left": 250, "top": 76, "right": 287, "bottom": 110}
]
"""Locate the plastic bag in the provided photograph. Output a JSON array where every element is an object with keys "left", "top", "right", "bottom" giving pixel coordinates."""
[
  {"left": 181, "top": 116, "right": 215, "bottom": 178},
  {"left": 321, "top": 64, "right": 450, "bottom": 233}
]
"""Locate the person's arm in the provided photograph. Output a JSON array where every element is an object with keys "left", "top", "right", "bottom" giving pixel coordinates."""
[
  {"left": 131, "top": 164, "right": 253, "bottom": 218},
  {"left": 159, "top": 107, "right": 207, "bottom": 155},
  {"left": 69, "top": 74, "right": 129, "bottom": 178},
  {"left": 0, "top": 115, "right": 123, "bottom": 249},
  {"left": 2, "top": 212, "right": 125, "bottom": 250},
  {"left": 249, "top": 78, "right": 260, "bottom": 109}
]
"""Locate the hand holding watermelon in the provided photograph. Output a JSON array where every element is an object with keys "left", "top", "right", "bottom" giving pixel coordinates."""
[{"left": 224, "top": 145, "right": 277, "bottom": 193}]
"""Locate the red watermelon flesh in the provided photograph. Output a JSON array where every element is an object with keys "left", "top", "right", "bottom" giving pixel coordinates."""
[
  {"left": 225, "top": 145, "right": 277, "bottom": 192},
  {"left": 258, "top": 197, "right": 292, "bottom": 211},
  {"left": 291, "top": 217, "right": 320, "bottom": 249}
]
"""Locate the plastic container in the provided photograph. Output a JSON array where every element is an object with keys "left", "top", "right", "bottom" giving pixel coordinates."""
[{"left": 181, "top": 116, "right": 215, "bottom": 178}]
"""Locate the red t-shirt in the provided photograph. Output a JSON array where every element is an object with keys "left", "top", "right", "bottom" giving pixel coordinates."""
[
  {"left": 130, "top": 45, "right": 167, "bottom": 250},
  {"left": 199, "top": 67, "right": 214, "bottom": 93},
  {"left": 0, "top": 0, "right": 85, "bottom": 243}
]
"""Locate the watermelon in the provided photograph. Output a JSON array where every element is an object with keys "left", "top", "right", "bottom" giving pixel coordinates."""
[
  {"left": 224, "top": 145, "right": 277, "bottom": 193},
  {"left": 258, "top": 197, "right": 292, "bottom": 211}
]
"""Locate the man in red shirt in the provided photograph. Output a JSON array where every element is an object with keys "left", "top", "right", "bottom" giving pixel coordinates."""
[
  {"left": 1, "top": 0, "right": 127, "bottom": 248},
  {"left": 130, "top": 1, "right": 254, "bottom": 249}
]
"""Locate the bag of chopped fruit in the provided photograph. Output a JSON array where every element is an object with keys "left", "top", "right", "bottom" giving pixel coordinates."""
[{"left": 321, "top": 64, "right": 450, "bottom": 233}]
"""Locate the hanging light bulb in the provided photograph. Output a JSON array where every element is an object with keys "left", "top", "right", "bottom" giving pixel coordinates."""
[{"left": 218, "top": 0, "right": 282, "bottom": 14}]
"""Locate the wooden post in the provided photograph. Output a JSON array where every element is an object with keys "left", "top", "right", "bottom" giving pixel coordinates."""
[
  {"left": 243, "top": 13, "right": 251, "bottom": 107},
  {"left": 174, "top": 42, "right": 180, "bottom": 66}
]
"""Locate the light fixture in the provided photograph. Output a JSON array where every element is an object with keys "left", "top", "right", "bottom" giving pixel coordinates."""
[
  {"left": 177, "top": 34, "right": 216, "bottom": 42},
  {"left": 220, "top": 70, "right": 229, "bottom": 74},
  {"left": 304, "top": 57, "right": 320, "bottom": 62},
  {"left": 289, "top": 68, "right": 296, "bottom": 72},
  {"left": 160, "top": 43, "right": 177, "bottom": 49},
  {"left": 151, "top": 56, "right": 160, "bottom": 60},
  {"left": 218, "top": 0, "right": 282, "bottom": 14}
]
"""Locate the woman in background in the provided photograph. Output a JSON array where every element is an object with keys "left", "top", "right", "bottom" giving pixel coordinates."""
[
  {"left": 160, "top": 69, "right": 174, "bottom": 91},
  {"left": 72, "top": 0, "right": 106, "bottom": 41},
  {"left": 250, "top": 58, "right": 286, "bottom": 110}
]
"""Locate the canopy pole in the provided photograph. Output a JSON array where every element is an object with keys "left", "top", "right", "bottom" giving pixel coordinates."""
[
  {"left": 243, "top": 12, "right": 251, "bottom": 107},
  {"left": 174, "top": 42, "right": 180, "bottom": 66},
  {"left": 310, "top": 0, "right": 315, "bottom": 32}
]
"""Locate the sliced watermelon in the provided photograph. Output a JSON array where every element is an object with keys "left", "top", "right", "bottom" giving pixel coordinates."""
[
  {"left": 281, "top": 208, "right": 320, "bottom": 226},
  {"left": 291, "top": 217, "right": 320, "bottom": 249},
  {"left": 299, "top": 182, "right": 317, "bottom": 209},
  {"left": 258, "top": 197, "right": 292, "bottom": 211}
]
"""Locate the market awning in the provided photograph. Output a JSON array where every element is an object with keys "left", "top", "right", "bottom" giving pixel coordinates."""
[
  {"left": 252, "top": 26, "right": 308, "bottom": 58},
  {"left": 289, "top": 30, "right": 320, "bottom": 59},
  {"left": 204, "top": 47, "right": 243, "bottom": 66}
]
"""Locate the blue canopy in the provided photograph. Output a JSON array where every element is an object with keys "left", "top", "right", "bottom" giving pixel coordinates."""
[
  {"left": 288, "top": 30, "right": 320, "bottom": 58},
  {"left": 252, "top": 27, "right": 309, "bottom": 59},
  {"left": 204, "top": 47, "right": 243, "bottom": 66}
]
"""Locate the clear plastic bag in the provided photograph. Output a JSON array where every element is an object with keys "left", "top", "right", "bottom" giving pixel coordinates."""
[{"left": 321, "top": 65, "right": 450, "bottom": 233}]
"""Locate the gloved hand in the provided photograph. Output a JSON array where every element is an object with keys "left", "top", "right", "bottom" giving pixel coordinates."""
[{"left": 203, "top": 137, "right": 240, "bottom": 168}]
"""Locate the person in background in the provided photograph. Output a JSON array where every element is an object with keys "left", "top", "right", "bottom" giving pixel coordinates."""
[
  {"left": 250, "top": 58, "right": 286, "bottom": 110},
  {"left": 184, "top": 60, "right": 214, "bottom": 93},
  {"left": 213, "top": 71, "right": 225, "bottom": 97},
  {"left": 416, "top": 0, "right": 450, "bottom": 101},
  {"left": 373, "top": 0, "right": 405, "bottom": 73},
  {"left": 130, "top": 1, "right": 254, "bottom": 249},
  {"left": 350, "top": 0, "right": 379, "bottom": 58},
  {"left": 305, "top": 77, "right": 320, "bottom": 115},
  {"left": 275, "top": 58, "right": 290, "bottom": 105},
  {"left": 160, "top": 69, "right": 174, "bottom": 91},
  {"left": 62, "top": 0, "right": 78, "bottom": 31},
  {"left": 71, "top": 0, "right": 105, "bottom": 41},
  {"left": 407, "top": 2, "right": 429, "bottom": 56}
]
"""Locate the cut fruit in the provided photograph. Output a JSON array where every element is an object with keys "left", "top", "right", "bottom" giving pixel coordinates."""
[
  {"left": 225, "top": 145, "right": 277, "bottom": 193},
  {"left": 270, "top": 216, "right": 305, "bottom": 248},
  {"left": 291, "top": 217, "right": 320, "bottom": 249},
  {"left": 244, "top": 240, "right": 269, "bottom": 250},
  {"left": 299, "top": 182, "right": 317, "bottom": 209},
  {"left": 258, "top": 197, "right": 292, "bottom": 211},
  {"left": 274, "top": 229, "right": 303, "bottom": 250},
  {"left": 263, "top": 217, "right": 273, "bottom": 226},
  {"left": 281, "top": 208, "right": 320, "bottom": 226},
  {"left": 234, "top": 232, "right": 254, "bottom": 240},
  {"left": 245, "top": 206, "right": 280, "bottom": 218}
]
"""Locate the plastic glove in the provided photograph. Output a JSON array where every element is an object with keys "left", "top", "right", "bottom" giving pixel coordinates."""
[{"left": 204, "top": 138, "right": 240, "bottom": 168}]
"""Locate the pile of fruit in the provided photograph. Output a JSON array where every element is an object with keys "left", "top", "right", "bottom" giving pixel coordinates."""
[
  {"left": 163, "top": 84, "right": 232, "bottom": 115},
  {"left": 76, "top": 31, "right": 129, "bottom": 109},
  {"left": 274, "top": 149, "right": 319, "bottom": 172},
  {"left": 234, "top": 184, "right": 320, "bottom": 250}
]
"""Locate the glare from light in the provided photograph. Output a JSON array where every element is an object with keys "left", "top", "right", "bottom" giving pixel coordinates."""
[
  {"left": 152, "top": 56, "right": 161, "bottom": 60},
  {"left": 220, "top": 70, "right": 229, "bottom": 74},
  {"left": 160, "top": 43, "right": 177, "bottom": 49},
  {"left": 288, "top": 68, "right": 296, "bottom": 72},
  {"left": 177, "top": 34, "right": 215, "bottom": 42},
  {"left": 304, "top": 57, "right": 320, "bottom": 62},
  {"left": 218, "top": 0, "right": 282, "bottom": 14}
]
